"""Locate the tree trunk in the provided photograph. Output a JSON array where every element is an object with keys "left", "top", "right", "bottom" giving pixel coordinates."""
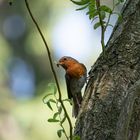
[{"left": 74, "top": 0, "right": 140, "bottom": 140}]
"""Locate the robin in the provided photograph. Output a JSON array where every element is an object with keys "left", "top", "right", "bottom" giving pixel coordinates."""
[{"left": 57, "top": 56, "right": 87, "bottom": 117}]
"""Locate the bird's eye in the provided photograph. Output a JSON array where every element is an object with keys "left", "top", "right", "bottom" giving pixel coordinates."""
[{"left": 63, "top": 58, "right": 67, "bottom": 61}]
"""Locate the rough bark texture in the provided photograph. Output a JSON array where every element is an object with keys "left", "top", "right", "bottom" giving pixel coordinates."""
[{"left": 74, "top": 0, "right": 140, "bottom": 140}]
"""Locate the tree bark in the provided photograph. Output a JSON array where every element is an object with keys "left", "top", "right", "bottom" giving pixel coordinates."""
[{"left": 74, "top": 0, "right": 140, "bottom": 139}]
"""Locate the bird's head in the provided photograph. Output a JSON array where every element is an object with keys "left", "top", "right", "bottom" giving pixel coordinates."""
[{"left": 57, "top": 56, "right": 78, "bottom": 70}]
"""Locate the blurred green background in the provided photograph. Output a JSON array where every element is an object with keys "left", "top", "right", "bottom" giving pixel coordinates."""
[{"left": 0, "top": 0, "right": 123, "bottom": 140}]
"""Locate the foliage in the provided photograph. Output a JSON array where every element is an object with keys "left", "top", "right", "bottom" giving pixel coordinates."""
[
  {"left": 43, "top": 83, "right": 72, "bottom": 139},
  {"left": 70, "top": 0, "right": 124, "bottom": 54}
]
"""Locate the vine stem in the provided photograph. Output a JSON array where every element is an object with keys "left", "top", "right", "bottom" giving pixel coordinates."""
[
  {"left": 54, "top": 94, "right": 69, "bottom": 140},
  {"left": 96, "top": 0, "right": 105, "bottom": 55},
  {"left": 104, "top": 0, "right": 115, "bottom": 32},
  {"left": 24, "top": 0, "right": 73, "bottom": 139}
]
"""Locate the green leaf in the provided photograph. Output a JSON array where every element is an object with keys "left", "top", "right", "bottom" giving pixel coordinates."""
[
  {"left": 53, "top": 112, "right": 59, "bottom": 119},
  {"left": 100, "top": 5, "right": 112, "bottom": 14},
  {"left": 85, "top": 0, "right": 97, "bottom": 20},
  {"left": 49, "top": 99, "right": 56, "bottom": 103},
  {"left": 94, "top": 22, "right": 101, "bottom": 29},
  {"left": 57, "top": 129, "right": 64, "bottom": 138},
  {"left": 48, "top": 118, "right": 59, "bottom": 123},
  {"left": 47, "top": 101, "right": 53, "bottom": 111},
  {"left": 76, "top": 4, "right": 89, "bottom": 11},
  {"left": 86, "top": 10, "right": 98, "bottom": 20},
  {"left": 42, "top": 93, "right": 53, "bottom": 104},
  {"left": 48, "top": 83, "right": 57, "bottom": 95},
  {"left": 90, "top": 0, "right": 96, "bottom": 5},
  {"left": 70, "top": 0, "right": 90, "bottom": 6},
  {"left": 88, "top": 1, "right": 95, "bottom": 11},
  {"left": 44, "top": 98, "right": 56, "bottom": 111}
]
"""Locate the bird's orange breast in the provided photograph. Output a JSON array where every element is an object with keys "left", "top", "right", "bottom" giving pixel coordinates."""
[{"left": 66, "top": 63, "right": 86, "bottom": 79}]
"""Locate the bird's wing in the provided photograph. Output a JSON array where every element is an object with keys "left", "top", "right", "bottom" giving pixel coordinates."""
[{"left": 65, "top": 74, "right": 73, "bottom": 99}]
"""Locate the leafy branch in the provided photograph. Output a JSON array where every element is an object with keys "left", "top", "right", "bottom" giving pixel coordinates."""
[
  {"left": 43, "top": 83, "right": 71, "bottom": 139},
  {"left": 24, "top": 0, "right": 73, "bottom": 139},
  {"left": 70, "top": 0, "right": 124, "bottom": 55}
]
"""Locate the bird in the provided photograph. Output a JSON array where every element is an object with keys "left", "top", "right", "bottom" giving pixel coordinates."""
[{"left": 57, "top": 56, "right": 87, "bottom": 118}]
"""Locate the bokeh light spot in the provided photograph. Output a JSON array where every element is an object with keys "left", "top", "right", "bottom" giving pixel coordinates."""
[
  {"left": 9, "top": 58, "right": 35, "bottom": 100},
  {"left": 3, "top": 15, "right": 26, "bottom": 40},
  {"left": 52, "top": 10, "right": 101, "bottom": 61}
]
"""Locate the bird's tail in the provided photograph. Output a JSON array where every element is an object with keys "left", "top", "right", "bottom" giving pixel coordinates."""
[{"left": 72, "top": 92, "right": 83, "bottom": 118}]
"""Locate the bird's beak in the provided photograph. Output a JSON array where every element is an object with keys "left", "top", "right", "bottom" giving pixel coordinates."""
[{"left": 57, "top": 62, "right": 62, "bottom": 67}]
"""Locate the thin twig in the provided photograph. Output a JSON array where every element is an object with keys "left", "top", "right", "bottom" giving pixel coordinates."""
[
  {"left": 96, "top": 0, "right": 105, "bottom": 55},
  {"left": 24, "top": 0, "right": 73, "bottom": 139},
  {"left": 104, "top": 0, "right": 115, "bottom": 32}
]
